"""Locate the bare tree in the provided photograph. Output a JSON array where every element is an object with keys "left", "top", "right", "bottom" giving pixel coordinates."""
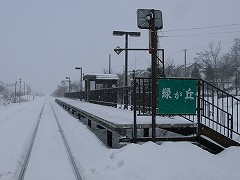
[
  {"left": 195, "top": 42, "right": 222, "bottom": 68},
  {"left": 52, "top": 85, "right": 68, "bottom": 97},
  {"left": 147, "top": 57, "right": 178, "bottom": 77},
  {"left": 70, "top": 81, "right": 80, "bottom": 92},
  {"left": 194, "top": 42, "right": 222, "bottom": 86},
  {"left": 229, "top": 38, "right": 240, "bottom": 67},
  {"left": 164, "top": 58, "right": 176, "bottom": 77},
  {"left": 191, "top": 65, "right": 201, "bottom": 79},
  {"left": 0, "top": 83, "right": 13, "bottom": 105}
]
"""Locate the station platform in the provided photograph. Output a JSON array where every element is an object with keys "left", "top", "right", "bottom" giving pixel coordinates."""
[
  {"left": 57, "top": 98, "right": 195, "bottom": 127},
  {"left": 55, "top": 98, "right": 197, "bottom": 148}
]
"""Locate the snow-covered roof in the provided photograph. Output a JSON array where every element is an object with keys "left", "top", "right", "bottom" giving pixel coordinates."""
[{"left": 83, "top": 74, "right": 119, "bottom": 81}]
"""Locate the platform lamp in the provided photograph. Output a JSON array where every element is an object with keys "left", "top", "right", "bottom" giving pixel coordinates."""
[
  {"left": 75, "top": 67, "right": 83, "bottom": 100},
  {"left": 113, "top": 31, "right": 140, "bottom": 109}
]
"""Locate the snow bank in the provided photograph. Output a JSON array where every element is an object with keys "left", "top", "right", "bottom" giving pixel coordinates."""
[{"left": 95, "top": 142, "right": 240, "bottom": 180}]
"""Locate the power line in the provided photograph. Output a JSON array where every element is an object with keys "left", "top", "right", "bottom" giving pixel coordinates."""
[
  {"left": 167, "top": 38, "right": 236, "bottom": 58},
  {"left": 187, "top": 38, "right": 234, "bottom": 51},
  {"left": 162, "top": 23, "right": 240, "bottom": 32},
  {"left": 160, "top": 30, "right": 240, "bottom": 38}
]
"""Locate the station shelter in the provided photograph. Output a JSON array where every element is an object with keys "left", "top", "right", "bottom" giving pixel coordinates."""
[{"left": 83, "top": 74, "right": 119, "bottom": 101}]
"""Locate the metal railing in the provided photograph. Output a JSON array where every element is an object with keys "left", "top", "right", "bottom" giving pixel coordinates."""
[
  {"left": 133, "top": 77, "right": 240, "bottom": 142},
  {"left": 88, "top": 87, "right": 132, "bottom": 108},
  {"left": 64, "top": 91, "right": 84, "bottom": 100},
  {"left": 197, "top": 79, "right": 240, "bottom": 140}
]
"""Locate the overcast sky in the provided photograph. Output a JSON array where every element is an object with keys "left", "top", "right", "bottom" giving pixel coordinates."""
[{"left": 1, "top": 0, "right": 240, "bottom": 94}]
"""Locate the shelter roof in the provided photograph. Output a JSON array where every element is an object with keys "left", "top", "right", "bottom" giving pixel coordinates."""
[{"left": 83, "top": 74, "right": 119, "bottom": 81}]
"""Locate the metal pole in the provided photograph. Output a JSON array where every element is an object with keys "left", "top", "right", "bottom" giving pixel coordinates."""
[
  {"left": 133, "top": 70, "right": 137, "bottom": 143},
  {"left": 14, "top": 81, "right": 17, "bottom": 103},
  {"left": 32, "top": 88, "right": 35, "bottom": 101},
  {"left": 113, "top": 31, "right": 140, "bottom": 108},
  {"left": 19, "top": 78, "right": 22, "bottom": 105},
  {"left": 109, "top": 54, "right": 111, "bottom": 74},
  {"left": 69, "top": 78, "right": 71, "bottom": 93},
  {"left": 150, "top": 9, "right": 157, "bottom": 142},
  {"left": 184, "top": 49, "right": 187, "bottom": 77},
  {"left": 124, "top": 34, "right": 129, "bottom": 109},
  {"left": 24, "top": 82, "right": 25, "bottom": 97},
  {"left": 80, "top": 68, "right": 82, "bottom": 100},
  {"left": 197, "top": 80, "right": 201, "bottom": 138},
  {"left": 26, "top": 85, "right": 29, "bottom": 101},
  {"left": 162, "top": 49, "right": 165, "bottom": 77},
  {"left": 236, "top": 68, "right": 238, "bottom": 96}
]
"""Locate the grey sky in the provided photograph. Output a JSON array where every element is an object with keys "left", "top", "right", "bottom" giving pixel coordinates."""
[{"left": 0, "top": 0, "right": 240, "bottom": 94}]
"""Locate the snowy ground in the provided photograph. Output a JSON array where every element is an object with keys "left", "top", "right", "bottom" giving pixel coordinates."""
[{"left": 0, "top": 97, "right": 240, "bottom": 180}]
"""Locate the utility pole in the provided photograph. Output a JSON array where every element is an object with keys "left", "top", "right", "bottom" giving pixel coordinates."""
[
  {"left": 150, "top": 10, "right": 158, "bottom": 143},
  {"left": 236, "top": 68, "right": 239, "bottom": 96},
  {"left": 32, "top": 88, "right": 35, "bottom": 101},
  {"left": 137, "top": 8, "right": 163, "bottom": 142},
  {"left": 24, "top": 82, "right": 25, "bottom": 97},
  {"left": 14, "top": 81, "right": 17, "bottom": 103},
  {"left": 109, "top": 54, "right": 111, "bottom": 74},
  {"left": 183, "top": 49, "right": 187, "bottom": 77},
  {"left": 19, "top": 78, "right": 22, "bottom": 105},
  {"left": 26, "top": 85, "right": 29, "bottom": 101}
]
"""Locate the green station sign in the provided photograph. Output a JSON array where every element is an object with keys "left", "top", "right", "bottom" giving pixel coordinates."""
[{"left": 158, "top": 79, "right": 197, "bottom": 115}]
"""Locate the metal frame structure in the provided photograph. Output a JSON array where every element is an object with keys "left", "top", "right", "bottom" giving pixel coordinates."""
[
  {"left": 113, "top": 31, "right": 141, "bottom": 109},
  {"left": 132, "top": 77, "right": 240, "bottom": 148}
]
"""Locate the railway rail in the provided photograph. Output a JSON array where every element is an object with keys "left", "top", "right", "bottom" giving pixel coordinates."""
[
  {"left": 50, "top": 101, "right": 83, "bottom": 180},
  {"left": 17, "top": 99, "right": 84, "bottom": 180},
  {"left": 17, "top": 100, "right": 46, "bottom": 180}
]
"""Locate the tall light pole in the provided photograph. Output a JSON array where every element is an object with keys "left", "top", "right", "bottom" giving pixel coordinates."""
[
  {"left": 75, "top": 67, "right": 83, "bottom": 100},
  {"left": 113, "top": 30, "right": 141, "bottom": 109},
  {"left": 65, "top": 77, "right": 71, "bottom": 92}
]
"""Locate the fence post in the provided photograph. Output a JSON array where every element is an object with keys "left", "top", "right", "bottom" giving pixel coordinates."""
[
  {"left": 228, "top": 114, "right": 233, "bottom": 139},
  {"left": 197, "top": 80, "right": 202, "bottom": 138},
  {"left": 230, "top": 115, "right": 233, "bottom": 139}
]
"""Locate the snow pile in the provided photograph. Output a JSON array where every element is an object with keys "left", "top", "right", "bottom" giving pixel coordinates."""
[{"left": 94, "top": 142, "right": 240, "bottom": 180}]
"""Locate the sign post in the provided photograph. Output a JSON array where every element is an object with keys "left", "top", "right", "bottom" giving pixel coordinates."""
[
  {"left": 137, "top": 9, "right": 163, "bottom": 142},
  {"left": 158, "top": 79, "right": 197, "bottom": 115}
]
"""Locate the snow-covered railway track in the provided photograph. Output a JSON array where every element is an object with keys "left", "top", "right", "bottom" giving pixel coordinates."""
[
  {"left": 17, "top": 100, "right": 84, "bottom": 180},
  {"left": 17, "top": 100, "right": 46, "bottom": 180},
  {"left": 50, "top": 101, "right": 84, "bottom": 180}
]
